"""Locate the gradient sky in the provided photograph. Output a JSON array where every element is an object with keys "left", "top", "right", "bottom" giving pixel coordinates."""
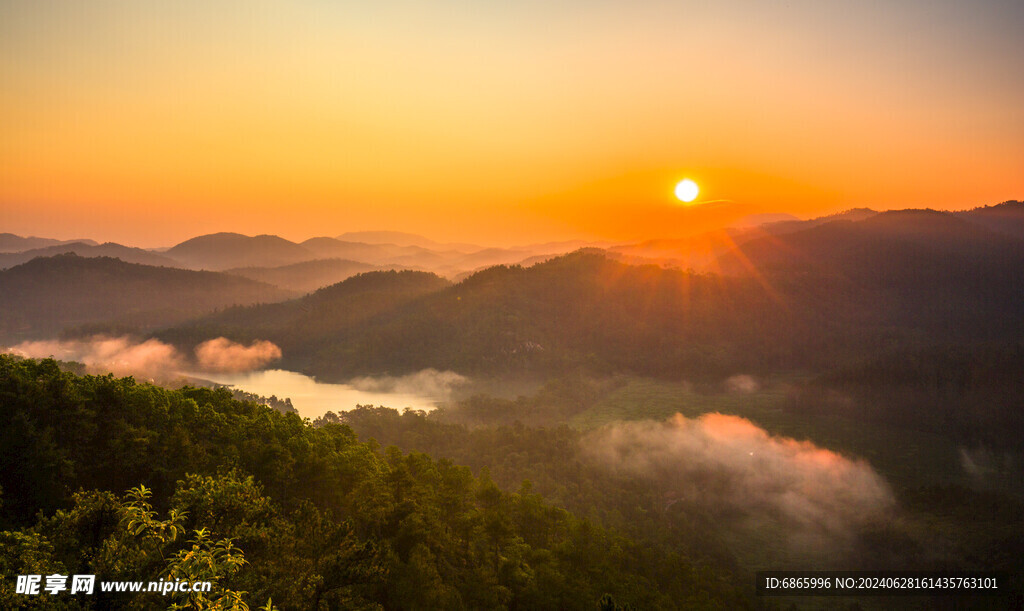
[{"left": 2, "top": 0, "right": 1022, "bottom": 246}]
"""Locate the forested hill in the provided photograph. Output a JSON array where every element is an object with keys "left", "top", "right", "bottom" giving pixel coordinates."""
[
  {"left": 0, "top": 355, "right": 748, "bottom": 609},
  {"left": 308, "top": 253, "right": 809, "bottom": 378},
  {"left": 960, "top": 199, "right": 1024, "bottom": 239},
  {"left": 713, "top": 209, "right": 1024, "bottom": 335},
  {"left": 0, "top": 254, "right": 296, "bottom": 342},
  {"left": 713, "top": 208, "right": 1024, "bottom": 279},
  {"left": 159, "top": 253, "right": 808, "bottom": 378},
  {"left": 157, "top": 240, "right": 1024, "bottom": 380},
  {"left": 142, "top": 207, "right": 1024, "bottom": 381},
  {"left": 156, "top": 269, "right": 451, "bottom": 359}
]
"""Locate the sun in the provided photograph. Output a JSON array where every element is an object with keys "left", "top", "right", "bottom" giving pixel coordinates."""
[{"left": 674, "top": 179, "right": 699, "bottom": 203}]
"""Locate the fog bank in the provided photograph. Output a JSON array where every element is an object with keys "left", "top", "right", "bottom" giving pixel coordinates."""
[
  {"left": 346, "top": 368, "right": 468, "bottom": 402},
  {"left": 582, "top": 413, "right": 895, "bottom": 558},
  {"left": 7, "top": 335, "right": 282, "bottom": 378}
]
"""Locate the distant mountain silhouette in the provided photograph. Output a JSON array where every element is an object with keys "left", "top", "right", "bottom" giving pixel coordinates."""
[
  {"left": 0, "top": 242, "right": 179, "bottom": 270},
  {"left": 164, "top": 233, "right": 314, "bottom": 270},
  {"left": 301, "top": 237, "right": 444, "bottom": 266},
  {"left": 0, "top": 254, "right": 295, "bottom": 341},
  {"left": 713, "top": 209, "right": 1021, "bottom": 277},
  {"left": 447, "top": 247, "right": 546, "bottom": 270},
  {"left": 958, "top": 200, "right": 1024, "bottom": 239},
  {"left": 159, "top": 221, "right": 1024, "bottom": 380},
  {"left": 712, "top": 208, "right": 1024, "bottom": 338},
  {"left": 729, "top": 212, "right": 802, "bottom": 228},
  {"left": 335, "top": 230, "right": 481, "bottom": 252},
  {"left": 756, "top": 208, "right": 878, "bottom": 235},
  {"left": 607, "top": 230, "right": 751, "bottom": 270},
  {"left": 0, "top": 234, "right": 98, "bottom": 253},
  {"left": 14, "top": 203, "right": 1021, "bottom": 375},
  {"left": 223, "top": 258, "right": 383, "bottom": 293},
  {"left": 606, "top": 210, "right": 882, "bottom": 272},
  {"left": 146, "top": 232, "right": 594, "bottom": 278},
  {"left": 302, "top": 237, "right": 568, "bottom": 277}
]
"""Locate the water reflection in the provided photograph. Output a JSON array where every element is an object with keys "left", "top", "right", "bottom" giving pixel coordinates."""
[{"left": 187, "top": 369, "right": 439, "bottom": 420}]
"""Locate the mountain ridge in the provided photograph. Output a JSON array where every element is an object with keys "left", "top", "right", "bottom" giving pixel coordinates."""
[
  {"left": 0, "top": 241, "right": 177, "bottom": 269},
  {"left": 0, "top": 254, "right": 296, "bottom": 342}
]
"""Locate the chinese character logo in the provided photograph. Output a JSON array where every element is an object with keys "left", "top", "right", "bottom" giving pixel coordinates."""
[
  {"left": 70, "top": 574, "right": 96, "bottom": 595},
  {"left": 15, "top": 575, "right": 41, "bottom": 595}
]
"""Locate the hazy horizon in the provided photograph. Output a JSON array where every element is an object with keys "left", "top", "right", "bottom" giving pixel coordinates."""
[
  {"left": 3, "top": 1, "right": 1021, "bottom": 248},
  {"left": 6, "top": 199, "right": 1020, "bottom": 251}
]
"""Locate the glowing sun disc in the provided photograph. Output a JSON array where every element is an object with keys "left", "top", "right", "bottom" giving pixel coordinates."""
[{"left": 675, "top": 179, "right": 699, "bottom": 203}]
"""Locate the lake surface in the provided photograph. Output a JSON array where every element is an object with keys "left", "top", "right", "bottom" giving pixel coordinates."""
[{"left": 188, "top": 369, "right": 441, "bottom": 420}]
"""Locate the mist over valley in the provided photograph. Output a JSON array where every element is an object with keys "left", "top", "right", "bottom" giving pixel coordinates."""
[{"left": 3, "top": 203, "right": 1024, "bottom": 607}]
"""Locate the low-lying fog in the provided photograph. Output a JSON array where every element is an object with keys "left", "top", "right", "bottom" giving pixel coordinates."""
[
  {"left": 584, "top": 413, "right": 895, "bottom": 562},
  {"left": 5, "top": 335, "right": 467, "bottom": 419}
]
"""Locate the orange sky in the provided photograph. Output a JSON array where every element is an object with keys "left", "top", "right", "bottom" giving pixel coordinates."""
[{"left": 2, "top": 1, "right": 1022, "bottom": 247}]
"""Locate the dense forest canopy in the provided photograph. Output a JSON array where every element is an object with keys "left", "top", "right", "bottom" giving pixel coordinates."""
[
  {"left": 2, "top": 356, "right": 1021, "bottom": 609},
  {"left": 0, "top": 356, "right": 752, "bottom": 609}
]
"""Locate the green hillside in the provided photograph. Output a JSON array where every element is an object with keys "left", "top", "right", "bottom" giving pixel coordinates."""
[{"left": 0, "top": 355, "right": 748, "bottom": 609}]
